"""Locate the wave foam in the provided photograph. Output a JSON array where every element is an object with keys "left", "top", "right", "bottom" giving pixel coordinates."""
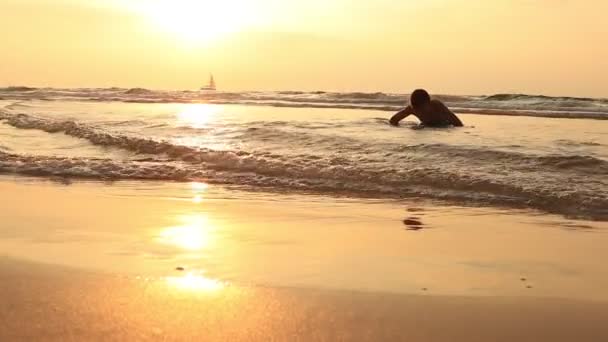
[
  {"left": 1, "top": 111, "right": 607, "bottom": 220},
  {"left": 1, "top": 88, "right": 607, "bottom": 120}
]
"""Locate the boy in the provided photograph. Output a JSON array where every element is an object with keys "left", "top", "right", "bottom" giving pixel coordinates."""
[{"left": 389, "top": 89, "right": 463, "bottom": 127}]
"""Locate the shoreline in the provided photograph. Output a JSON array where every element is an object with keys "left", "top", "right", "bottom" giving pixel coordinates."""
[
  {"left": 1, "top": 177, "right": 607, "bottom": 299},
  {"left": 2, "top": 177, "right": 608, "bottom": 340}
]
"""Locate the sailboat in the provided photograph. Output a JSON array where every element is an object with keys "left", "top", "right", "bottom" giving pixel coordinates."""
[{"left": 200, "top": 74, "right": 216, "bottom": 91}]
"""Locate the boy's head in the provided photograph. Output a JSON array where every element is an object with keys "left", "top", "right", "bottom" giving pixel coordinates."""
[{"left": 410, "top": 89, "right": 431, "bottom": 111}]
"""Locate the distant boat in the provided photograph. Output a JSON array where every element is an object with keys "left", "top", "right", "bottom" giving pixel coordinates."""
[{"left": 200, "top": 74, "right": 216, "bottom": 91}]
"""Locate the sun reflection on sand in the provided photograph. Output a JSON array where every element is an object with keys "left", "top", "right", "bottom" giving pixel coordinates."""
[
  {"left": 159, "top": 214, "right": 215, "bottom": 251},
  {"left": 166, "top": 271, "right": 225, "bottom": 292},
  {"left": 177, "top": 104, "right": 218, "bottom": 129}
]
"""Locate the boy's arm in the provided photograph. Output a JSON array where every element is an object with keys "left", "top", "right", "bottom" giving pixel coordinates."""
[
  {"left": 436, "top": 101, "right": 464, "bottom": 127},
  {"left": 389, "top": 106, "right": 414, "bottom": 126},
  {"left": 447, "top": 111, "right": 464, "bottom": 127}
]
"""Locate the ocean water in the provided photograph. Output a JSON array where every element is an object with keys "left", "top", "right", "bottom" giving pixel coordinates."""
[{"left": 1, "top": 87, "right": 607, "bottom": 220}]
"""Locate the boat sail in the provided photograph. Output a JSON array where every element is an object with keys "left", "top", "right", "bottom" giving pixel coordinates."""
[{"left": 200, "top": 74, "right": 216, "bottom": 91}]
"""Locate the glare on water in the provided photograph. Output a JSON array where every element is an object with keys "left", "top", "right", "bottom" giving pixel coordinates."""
[
  {"left": 166, "top": 271, "right": 225, "bottom": 292},
  {"left": 158, "top": 214, "right": 216, "bottom": 251},
  {"left": 176, "top": 104, "right": 218, "bottom": 128}
]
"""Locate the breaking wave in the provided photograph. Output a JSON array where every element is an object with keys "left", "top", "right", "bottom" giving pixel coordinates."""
[
  {"left": 1, "top": 87, "right": 607, "bottom": 120},
  {"left": 1, "top": 111, "right": 606, "bottom": 220}
]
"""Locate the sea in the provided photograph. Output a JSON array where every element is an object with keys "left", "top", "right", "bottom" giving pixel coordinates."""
[{"left": 1, "top": 87, "right": 607, "bottom": 221}]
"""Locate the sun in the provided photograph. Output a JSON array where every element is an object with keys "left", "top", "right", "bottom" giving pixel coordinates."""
[{"left": 137, "top": 0, "right": 256, "bottom": 43}]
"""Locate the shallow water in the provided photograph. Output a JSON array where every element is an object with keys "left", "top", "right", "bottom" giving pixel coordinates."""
[
  {"left": 1, "top": 179, "right": 607, "bottom": 301},
  {"left": 1, "top": 96, "right": 607, "bottom": 220}
]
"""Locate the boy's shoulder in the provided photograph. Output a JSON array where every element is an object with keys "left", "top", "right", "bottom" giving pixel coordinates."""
[{"left": 430, "top": 99, "right": 449, "bottom": 110}]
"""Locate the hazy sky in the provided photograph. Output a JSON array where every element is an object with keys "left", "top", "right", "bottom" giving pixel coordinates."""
[{"left": 1, "top": 0, "right": 607, "bottom": 96}]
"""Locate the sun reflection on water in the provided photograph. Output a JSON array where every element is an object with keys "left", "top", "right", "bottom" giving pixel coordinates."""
[
  {"left": 166, "top": 271, "right": 225, "bottom": 292},
  {"left": 172, "top": 104, "right": 230, "bottom": 151},
  {"left": 177, "top": 104, "right": 218, "bottom": 128},
  {"left": 159, "top": 214, "right": 215, "bottom": 251},
  {"left": 191, "top": 182, "right": 209, "bottom": 192},
  {"left": 190, "top": 182, "right": 208, "bottom": 203}
]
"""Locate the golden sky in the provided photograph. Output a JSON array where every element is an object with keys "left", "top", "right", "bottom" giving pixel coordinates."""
[{"left": 1, "top": 0, "right": 607, "bottom": 96}]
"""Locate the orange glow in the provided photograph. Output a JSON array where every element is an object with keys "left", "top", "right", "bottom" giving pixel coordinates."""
[
  {"left": 135, "top": 0, "right": 257, "bottom": 44},
  {"left": 158, "top": 215, "right": 215, "bottom": 251},
  {"left": 191, "top": 182, "right": 209, "bottom": 192},
  {"left": 190, "top": 182, "right": 209, "bottom": 204},
  {"left": 166, "top": 271, "right": 225, "bottom": 292},
  {"left": 1, "top": 1, "right": 607, "bottom": 96},
  {"left": 176, "top": 104, "right": 218, "bottom": 129}
]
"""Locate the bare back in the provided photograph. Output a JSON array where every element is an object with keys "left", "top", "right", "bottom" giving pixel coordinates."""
[
  {"left": 413, "top": 100, "right": 460, "bottom": 127},
  {"left": 389, "top": 98, "right": 463, "bottom": 127}
]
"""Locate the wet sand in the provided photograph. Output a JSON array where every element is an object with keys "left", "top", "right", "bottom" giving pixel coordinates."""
[
  {"left": 2, "top": 258, "right": 608, "bottom": 342},
  {"left": 1, "top": 177, "right": 608, "bottom": 340}
]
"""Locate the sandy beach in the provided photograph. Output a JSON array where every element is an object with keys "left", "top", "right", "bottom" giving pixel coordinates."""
[
  {"left": 2, "top": 257, "right": 608, "bottom": 342},
  {"left": 1, "top": 178, "right": 608, "bottom": 341}
]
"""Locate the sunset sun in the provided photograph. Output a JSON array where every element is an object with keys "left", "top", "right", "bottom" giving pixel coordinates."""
[{"left": 137, "top": 0, "right": 256, "bottom": 43}]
